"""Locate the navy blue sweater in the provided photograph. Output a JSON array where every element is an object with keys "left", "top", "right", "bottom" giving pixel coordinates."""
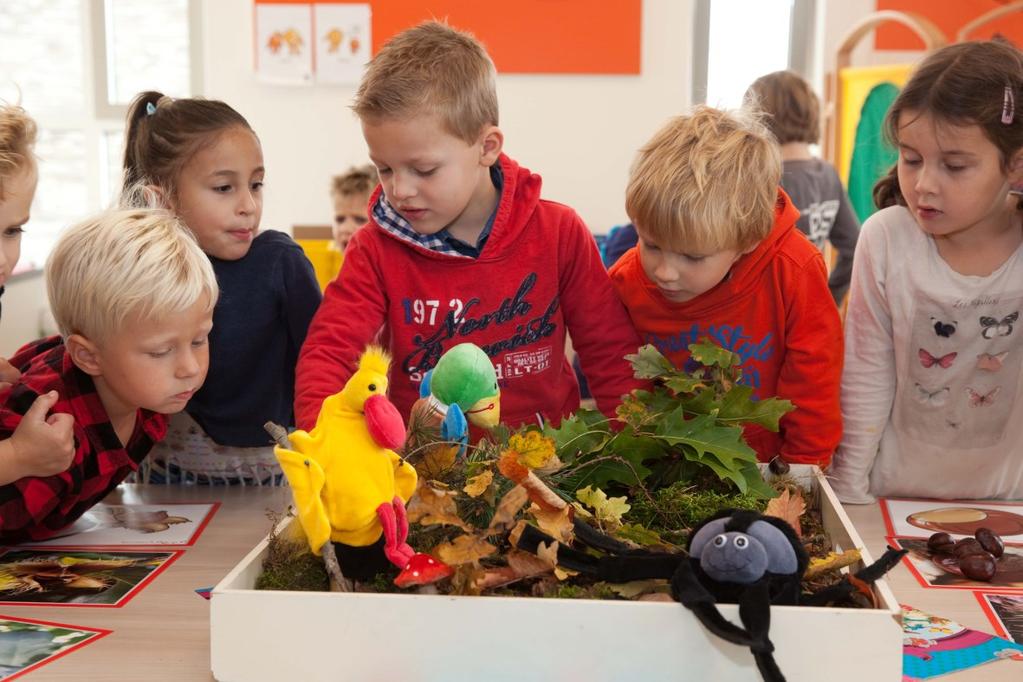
[{"left": 187, "top": 230, "right": 321, "bottom": 446}]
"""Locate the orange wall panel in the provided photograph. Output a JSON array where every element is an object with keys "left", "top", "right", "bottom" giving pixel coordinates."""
[
  {"left": 255, "top": 0, "right": 642, "bottom": 74},
  {"left": 875, "top": 0, "right": 1023, "bottom": 49}
]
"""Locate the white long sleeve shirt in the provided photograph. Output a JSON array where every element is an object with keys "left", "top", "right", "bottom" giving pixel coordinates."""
[{"left": 828, "top": 205, "right": 1023, "bottom": 503}]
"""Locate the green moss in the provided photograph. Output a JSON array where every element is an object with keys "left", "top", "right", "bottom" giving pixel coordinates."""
[
  {"left": 254, "top": 514, "right": 329, "bottom": 592},
  {"left": 629, "top": 482, "right": 763, "bottom": 540}
]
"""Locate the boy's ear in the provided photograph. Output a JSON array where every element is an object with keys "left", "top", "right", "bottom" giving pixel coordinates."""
[
  {"left": 65, "top": 334, "right": 103, "bottom": 377},
  {"left": 478, "top": 126, "right": 504, "bottom": 166}
]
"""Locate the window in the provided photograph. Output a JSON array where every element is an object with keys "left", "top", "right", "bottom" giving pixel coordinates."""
[
  {"left": 692, "top": 0, "right": 816, "bottom": 109},
  {"left": 0, "top": 0, "right": 200, "bottom": 271}
]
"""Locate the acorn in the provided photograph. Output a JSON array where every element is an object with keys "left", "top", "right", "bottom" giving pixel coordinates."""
[
  {"left": 768, "top": 456, "right": 789, "bottom": 476},
  {"left": 975, "top": 527, "right": 1005, "bottom": 558},
  {"left": 959, "top": 552, "right": 997, "bottom": 582},
  {"left": 927, "top": 532, "right": 956, "bottom": 554},
  {"left": 952, "top": 538, "right": 985, "bottom": 558}
]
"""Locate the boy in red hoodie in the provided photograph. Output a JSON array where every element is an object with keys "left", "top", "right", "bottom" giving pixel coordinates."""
[
  {"left": 295, "top": 22, "right": 643, "bottom": 430},
  {"left": 609, "top": 107, "right": 842, "bottom": 467}
]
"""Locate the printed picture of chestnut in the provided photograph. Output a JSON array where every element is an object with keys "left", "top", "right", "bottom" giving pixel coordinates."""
[
  {"left": 926, "top": 528, "right": 1008, "bottom": 582},
  {"left": 908, "top": 507, "right": 1023, "bottom": 537}
]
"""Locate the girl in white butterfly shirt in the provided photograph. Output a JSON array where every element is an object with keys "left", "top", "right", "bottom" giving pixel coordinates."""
[{"left": 829, "top": 40, "right": 1023, "bottom": 502}]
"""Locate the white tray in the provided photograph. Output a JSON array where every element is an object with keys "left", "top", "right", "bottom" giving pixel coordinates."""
[{"left": 211, "top": 464, "right": 901, "bottom": 681}]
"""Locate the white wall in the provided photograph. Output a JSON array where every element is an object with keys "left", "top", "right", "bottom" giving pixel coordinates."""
[
  {"left": 201, "top": 0, "right": 693, "bottom": 235},
  {"left": 3, "top": 0, "right": 931, "bottom": 356}
]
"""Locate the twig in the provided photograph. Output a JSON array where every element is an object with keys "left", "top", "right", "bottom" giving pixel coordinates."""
[
  {"left": 264, "top": 421, "right": 291, "bottom": 448},
  {"left": 322, "top": 544, "right": 352, "bottom": 592},
  {"left": 264, "top": 421, "right": 353, "bottom": 592}
]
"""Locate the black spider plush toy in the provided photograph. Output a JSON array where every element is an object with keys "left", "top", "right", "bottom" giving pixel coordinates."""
[{"left": 516, "top": 509, "right": 905, "bottom": 682}]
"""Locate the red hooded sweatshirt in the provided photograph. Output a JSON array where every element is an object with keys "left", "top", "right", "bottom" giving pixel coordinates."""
[
  {"left": 609, "top": 190, "right": 842, "bottom": 466},
  {"left": 295, "top": 154, "right": 644, "bottom": 431}
]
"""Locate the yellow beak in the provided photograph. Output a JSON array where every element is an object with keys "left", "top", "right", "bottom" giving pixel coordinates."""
[{"left": 466, "top": 395, "right": 501, "bottom": 428}]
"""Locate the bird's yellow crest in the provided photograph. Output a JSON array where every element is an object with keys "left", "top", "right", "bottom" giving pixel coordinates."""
[{"left": 359, "top": 346, "right": 391, "bottom": 375}]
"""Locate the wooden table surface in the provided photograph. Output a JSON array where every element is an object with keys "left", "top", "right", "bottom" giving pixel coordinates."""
[
  {"left": 0, "top": 485, "right": 291, "bottom": 682},
  {"left": 845, "top": 503, "right": 1022, "bottom": 681},
  {"left": 3, "top": 487, "right": 1020, "bottom": 680}
]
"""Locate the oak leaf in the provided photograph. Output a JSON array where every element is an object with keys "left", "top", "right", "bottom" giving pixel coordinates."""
[
  {"left": 486, "top": 485, "right": 529, "bottom": 534},
  {"left": 763, "top": 488, "right": 806, "bottom": 537},
  {"left": 433, "top": 534, "right": 496, "bottom": 566},
  {"left": 576, "top": 486, "right": 631, "bottom": 527},
  {"left": 529, "top": 504, "right": 575, "bottom": 543},
  {"left": 407, "top": 483, "right": 470, "bottom": 531},
  {"left": 463, "top": 470, "right": 494, "bottom": 498},
  {"left": 419, "top": 444, "right": 459, "bottom": 480}
]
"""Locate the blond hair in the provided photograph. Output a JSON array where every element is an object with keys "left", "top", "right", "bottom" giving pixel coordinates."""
[
  {"left": 46, "top": 208, "right": 218, "bottom": 341},
  {"left": 353, "top": 21, "right": 498, "bottom": 144},
  {"left": 744, "top": 71, "right": 820, "bottom": 145},
  {"left": 626, "top": 106, "right": 781, "bottom": 253},
  {"left": 331, "top": 163, "right": 376, "bottom": 198},
  {"left": 0, "top": 104, "right": 38, "bottom": 201}
]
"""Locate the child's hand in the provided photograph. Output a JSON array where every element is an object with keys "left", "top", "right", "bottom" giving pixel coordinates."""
[
  {"left": 0, "top": 358, "right": 20, "bottom": 392},
  {"left": 9, "top": 391, "right": 75, "bottom": 478}
]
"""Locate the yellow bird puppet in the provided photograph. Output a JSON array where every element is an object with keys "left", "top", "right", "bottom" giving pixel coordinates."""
[{"left": 274, "top": 347, "right": 451, "bottom": 587}]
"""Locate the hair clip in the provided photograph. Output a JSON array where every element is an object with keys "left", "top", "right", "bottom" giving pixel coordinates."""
[
  {"left": 146, "top": 102, "right": 157, "bottom": 116},
  {"left": 1003, "top": 85, "right": 1015, "bottom": 125}
]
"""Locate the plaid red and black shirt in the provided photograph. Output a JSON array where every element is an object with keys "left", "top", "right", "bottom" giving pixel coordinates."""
[{"left": 0, "top": 336, "right": 167, "bottom": 543}]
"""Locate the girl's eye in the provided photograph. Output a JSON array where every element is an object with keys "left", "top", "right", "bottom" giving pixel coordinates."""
[
  {"left": 191, "top": 337, "right": 208, "bottom": 348},
  {"left": 2, "top": 226, "right": 24, "bottom": 238},
  {"left": 643, "top": 242, "right": 660, "bottom": 252},
  {"left": 251, "top": 181, "right": 264, "bottom": 191},
  {"left": 945, "top": 164, "right": 966, "bottom": 172},
  {"left": 148, "top": 349, "right": 172, "bottom": 358},
  {"left": 377, "top": 168, "right": 392, "bottom": 176},
  {"left": 214, "top": 185, "right": 232, "bottom": 193},
  {"left": 901, "top": 156, "right": 922, "bottom": 166},
  {"left": 415, "top": 168, "right": 437, "bottom": 177},
  {"left": 354, "top": 216, "right": 368, "bottom": 226},
  {"left": 683, "top": 253, "right": 706, "bottom": 263}
]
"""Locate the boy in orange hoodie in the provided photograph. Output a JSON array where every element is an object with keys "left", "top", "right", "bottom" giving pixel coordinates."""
[{"left": 609, "top": 106, "right": 842, "bottom": 467}]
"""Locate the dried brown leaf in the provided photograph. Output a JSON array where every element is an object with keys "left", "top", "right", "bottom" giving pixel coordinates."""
[
  {"left": 463, "top": 470, "right": 494, "bottom": 498},
  {"left": 486, "top": 485, "right": 529, "bottom": 534},
  {"left": 407, "top": 482, "right": 471, "bottom": 531},
  {"left": 419, "top": 445, "right": 459, "bottom": 480},
  {"left": 433, "top": 534, "right": 496, "bottom": 566},
  {"left": 529, "top": 504, "right": 575, "bottom": 544},
  {"left": 764, "top": 488, "right": 805, "bottom": 537},
  {"left": 606, "top": 579, "right": 669, "bottom": 599}
]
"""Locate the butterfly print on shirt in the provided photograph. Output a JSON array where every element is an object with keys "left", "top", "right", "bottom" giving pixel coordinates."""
[
  {"left": 966, "top": 386, "right": 1001, "bottom": 407},
  {"left": 931, "top": 317, "right": 957, "bottom": 338},
  {"left": 977, "top": 352, "right": 1009, "bottom": 372},
  {"left": 914, "top": 383, "right": 950, "bottom": 407},
  {"left": 980, "top": 312, "right": 1019, "bottom": 339},
  {"left": 919, "top": 349, "right": 957, "bottom": 369}
]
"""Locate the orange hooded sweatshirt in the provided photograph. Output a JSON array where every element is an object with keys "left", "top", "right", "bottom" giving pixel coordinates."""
[{"left": 609, "top": 190, "right": 842, "bottom": 466}]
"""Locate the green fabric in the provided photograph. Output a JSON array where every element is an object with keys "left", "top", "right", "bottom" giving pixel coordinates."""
[
  {"left": 847, "top": 82, "right": 900, "bottom": 223},
  {"left": 430, "top": 343, "right": 499, "bottom": 409}
]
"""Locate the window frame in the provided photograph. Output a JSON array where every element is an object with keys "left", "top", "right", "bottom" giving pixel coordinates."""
[
  {"left": 89, "top": 0, "right": 204, "bottom": 120},
  {"left": 691, "top": 0, "right": 817, "bottom": 105}
]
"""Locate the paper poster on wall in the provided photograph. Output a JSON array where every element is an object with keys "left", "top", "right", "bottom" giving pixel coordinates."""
[
  {"left": 314, "top": 3, "right": 370, "bottom": 85},
  {"left": 255, "top": 3, "right": 314, "bottom": 85}
]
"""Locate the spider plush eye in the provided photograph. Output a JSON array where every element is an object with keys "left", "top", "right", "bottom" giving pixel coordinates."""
[
  {"left": 368, "top": 383, "right": 377, "bottom": 391},
  {"left": 713, "top": 534, "right": 727, "bottom": 547},
  {"left": 734, "top": 536, "right": 748, "bottom": 549}
]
